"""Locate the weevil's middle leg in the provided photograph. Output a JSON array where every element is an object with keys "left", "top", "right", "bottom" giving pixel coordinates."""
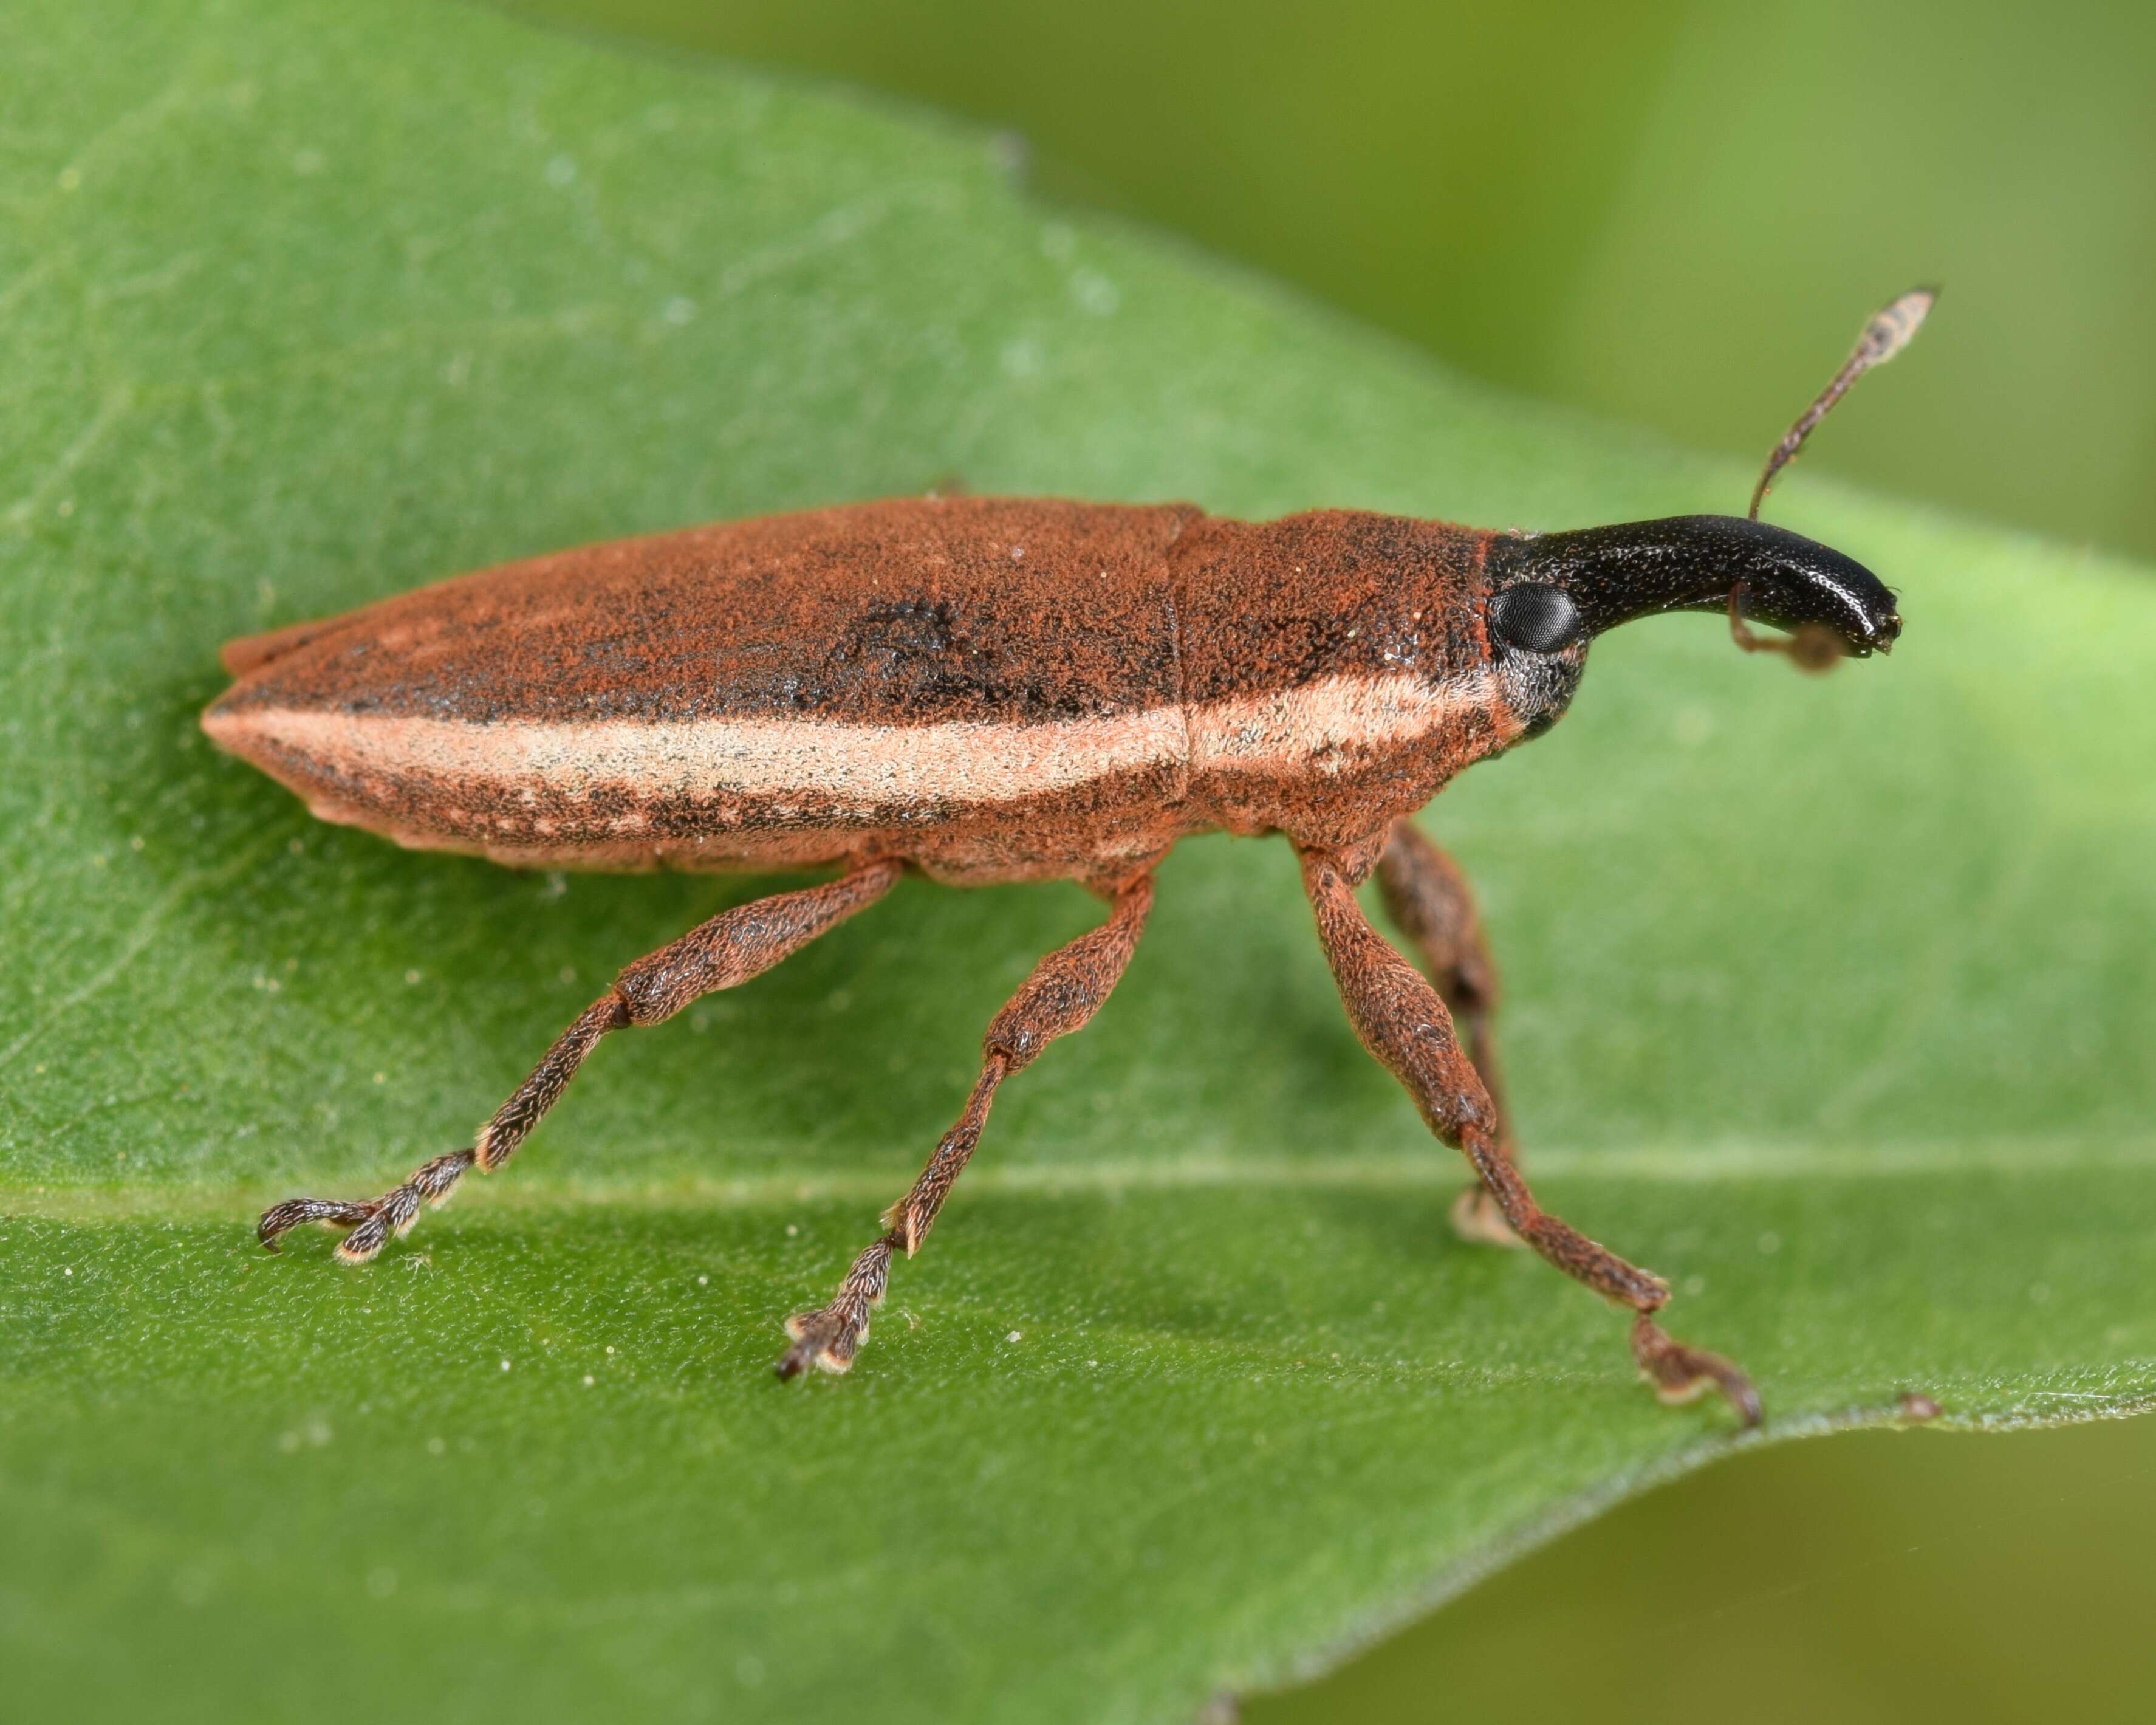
[
  {"left": 1303, "top": 845, "right": 1759, "bottom": 1425},
  {"left": 1375, "top": 818, "right": 1522, "bottom": 1248},
  {"left": 257, "top": 859, "right": 903, "bottom": 1262},
  {"left": 777, "top": 873, "right": 1155, "bottom": 1379}
]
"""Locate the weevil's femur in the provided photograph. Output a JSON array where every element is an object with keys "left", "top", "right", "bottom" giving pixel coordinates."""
[{"left": 1488, "top": 515, "right": 1901, "bottom": 658}]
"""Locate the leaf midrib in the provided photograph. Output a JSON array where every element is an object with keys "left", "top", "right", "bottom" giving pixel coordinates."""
[{"left": 9, "top": 1134, "right": 2154, "bottom": 1221}]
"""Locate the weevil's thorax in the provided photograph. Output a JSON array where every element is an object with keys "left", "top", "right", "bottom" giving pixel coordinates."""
[{"left": 1171, "top": 510, "right": 1522, "bottom": 848}]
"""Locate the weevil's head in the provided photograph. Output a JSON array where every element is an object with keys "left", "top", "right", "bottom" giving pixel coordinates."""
[
  {"left": 1470, "top": 288, "right": 1928, "bottom": 740},
  {"left": 1480, "top": 514, "right": 1901, "bottom": 738}
]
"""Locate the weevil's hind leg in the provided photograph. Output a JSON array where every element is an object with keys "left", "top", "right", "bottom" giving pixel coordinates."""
[
  {"left": 256, "top": 859, "right": 905, "bottom": 1263},
  {"left": 1375, "top": 818, "right": 1522, "bottom": 1249},
  {"left": 1303, "top": 845, "right": 1759, "bottom": 1425},
  {"left": 778, "top": 873, "right": 1155, "bottom": 1379}
]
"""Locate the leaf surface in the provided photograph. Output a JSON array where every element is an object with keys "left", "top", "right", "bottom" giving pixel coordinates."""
[{"left": 2, "top": 2, "right": 2152, "bottom": 1720}]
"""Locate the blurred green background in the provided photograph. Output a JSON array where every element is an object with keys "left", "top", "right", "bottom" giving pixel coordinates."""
[
  {"left": 509, "top": 0, "right": 2156, "bottom": 563},
  {"left": 484, "top": 3, "right": 2156, "bottom": 1720}
]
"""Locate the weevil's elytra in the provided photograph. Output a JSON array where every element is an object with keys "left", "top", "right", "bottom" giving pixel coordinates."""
[{"left": 215, "top": 290, "right": 1934, "bottom": 1423}]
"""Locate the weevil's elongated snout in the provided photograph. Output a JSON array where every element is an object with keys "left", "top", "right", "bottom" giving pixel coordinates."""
[{"left": 1491, "top": 514, "right": 1901, "bottom": 658}]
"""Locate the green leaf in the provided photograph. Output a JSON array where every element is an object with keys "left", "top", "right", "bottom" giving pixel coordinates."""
[{"left": 2, "top": 1, "right": 2151, "bottom": 1720}]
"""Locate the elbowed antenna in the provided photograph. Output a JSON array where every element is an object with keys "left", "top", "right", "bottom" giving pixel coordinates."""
[
  {"left": 1728, "top": 286, "right": 1936, "bottom": 667},
  {"left": 1750, "top": 287, "right": 1937, "bottom": 523}
]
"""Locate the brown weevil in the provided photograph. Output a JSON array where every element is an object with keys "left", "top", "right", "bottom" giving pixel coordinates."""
[{"left": 208, "top": 289, "right": 1935, "bottom": 1423}]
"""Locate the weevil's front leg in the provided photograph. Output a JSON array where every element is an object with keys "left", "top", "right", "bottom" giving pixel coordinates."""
[
  {"left": 258, "top": 859, "right": 903, "bottom": 1262},
  {"left": 777, "top": 873, "right": 1155, "bottom": 1379},
  {"left": 1302, "top": 845, "right": 1759, "bottom": 1425},
  {"left": 1375, "top": 818, "right": 1522, "bottom": 1248}
]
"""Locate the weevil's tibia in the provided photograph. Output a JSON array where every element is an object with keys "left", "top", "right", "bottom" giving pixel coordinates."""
[
  {"left": 1301, "top": 846, "right": 1760, "bottom": 1425},
  {"left": 1374, "top": 818, "right": 1524, "bottom": 1250},
  {"left": 472, "top": 995, "right": 628, "bottom": 1175},
  {"left": 256, "top": 859, "right": 903, "bottom": 1261},
  {"left": 778, "top": 873, "right": 1155, "bottom": 1379}
]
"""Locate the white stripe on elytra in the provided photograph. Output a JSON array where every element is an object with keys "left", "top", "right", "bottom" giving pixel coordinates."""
[{"left": 208, "top": 670, "right": 1494, "bottom": 809}]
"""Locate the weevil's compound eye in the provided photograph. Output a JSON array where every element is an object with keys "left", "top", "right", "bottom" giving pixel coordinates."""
[{"left": 1490, "top": 582, "right": 1584, "bottom": 654}]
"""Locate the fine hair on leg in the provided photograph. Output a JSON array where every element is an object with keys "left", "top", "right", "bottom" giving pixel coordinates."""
[
  {"left": 256, "top": 859, "right": 904, "bottom": 1262},
  {"left": 778, "top": 873, "right": 1155, "bottom": 1379},
  {"left": 1301, "top": 843, "right": 1759, "bottom": 1425},
  {"left": 1375, "top": 818, "right": 1522, "bottom": 1247}
]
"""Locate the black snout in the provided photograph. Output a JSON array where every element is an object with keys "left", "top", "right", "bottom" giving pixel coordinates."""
[{"left": 1488, "top": 515, "right": 1900, "bottom": 658}]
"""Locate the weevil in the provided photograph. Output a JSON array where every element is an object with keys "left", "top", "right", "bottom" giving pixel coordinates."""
[{"left": 208, "top": 290, "right": 1934, "bottom": 1423}]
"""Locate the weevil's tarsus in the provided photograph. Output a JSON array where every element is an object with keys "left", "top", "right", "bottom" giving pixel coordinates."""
[
  {"left": 258, "top": 1147, "right": 476, "bottom": 1260},
  {"left": 1303, "top": 846, "right": 1758, "bottom": 1424},
  {"left": 1632, "top": 1314, "right": 1764, "bottom": 1427},
  {"left": 1375, "top": 819, "right": 1525, "bottom": 1250},
  {"left": 778, "top": 874, "right": 1155, "bottom": 1380},
  {"left": 1748, "top": 286, "right": 1937, "bottom": 524},
  {"left": 778, "top": 1236, "right": 895, "bottom": 1377},
  {"left": 256, "top": 862, "right": 900, "bottom": 1263}
]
